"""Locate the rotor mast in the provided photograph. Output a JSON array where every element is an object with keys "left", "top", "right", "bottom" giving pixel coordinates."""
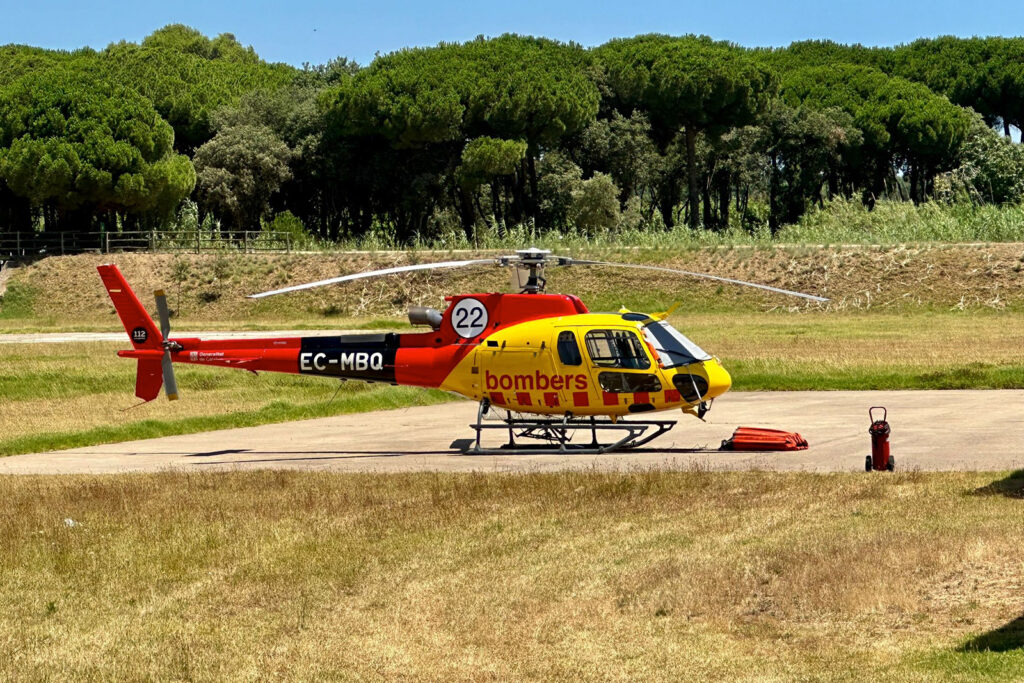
[{"left": 501, "top": 247, "right": 557, "bottom": 294}]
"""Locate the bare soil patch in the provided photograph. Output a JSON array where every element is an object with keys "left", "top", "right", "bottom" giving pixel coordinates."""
[{"left": 0, "top": 260, "right": 12, "bottom": 297}]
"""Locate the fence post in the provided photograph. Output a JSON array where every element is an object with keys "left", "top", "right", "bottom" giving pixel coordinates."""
[
  {"left": 16, "top": 231, "right": 21, "bottom": 256},
  {"left": 60, "top": 233, "right": 64, "bottom": 255},
  {"left": 149, "top": 229, "right": 155, "bottom": 252},
  {"left": 196, "top": 231, "right": 201, "bottom": 255},
  {"left": 243, "top": 231, "right": 249, "bottom": 254},
  {"left": 105, "top": 232, "right": 111, "bottom": 254},
  {"left": 286, "top": 234, "right": 291, "bottom": 254}
]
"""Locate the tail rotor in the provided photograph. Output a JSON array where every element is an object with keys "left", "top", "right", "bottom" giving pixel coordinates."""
[{"left": 153, "top": 290, "right": 180, "bottom": 401}]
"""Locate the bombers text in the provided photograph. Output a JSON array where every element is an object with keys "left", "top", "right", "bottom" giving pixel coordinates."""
[{"left": 485, "top": 370, "right": 587, "bottom": 392}]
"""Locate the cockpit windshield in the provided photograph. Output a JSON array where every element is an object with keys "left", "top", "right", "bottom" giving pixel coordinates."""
[{"left": 642, "top": 321, "right": 711, "bottom": 368}]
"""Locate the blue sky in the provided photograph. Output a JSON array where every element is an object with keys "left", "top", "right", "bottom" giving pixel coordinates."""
[{"left": 2, "top": 0, "right": 1024, "bottom": 67}]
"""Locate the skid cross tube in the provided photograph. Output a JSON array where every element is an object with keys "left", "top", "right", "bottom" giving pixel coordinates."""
[{"left": 460, "top": 401, "right": 676, "bottom": 455}]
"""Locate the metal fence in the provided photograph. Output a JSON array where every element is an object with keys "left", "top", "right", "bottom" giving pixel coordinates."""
[{"left": 0, "top": 231, "right": 293, "bottom": 257}]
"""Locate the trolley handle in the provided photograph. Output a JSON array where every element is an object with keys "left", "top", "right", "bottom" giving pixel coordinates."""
[{"left": 869, "top": 406, "right": 887, "bottom": 423}]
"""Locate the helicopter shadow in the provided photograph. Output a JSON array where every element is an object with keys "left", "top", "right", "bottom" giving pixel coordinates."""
[
  {"left": 960, "top": 613, "right": 1024, "bottom": 652},
  {"left": 449, "top": 439, "right": 721, "bottom": 457},
  {"left": 958, "top": 473, "right": 1024, "bottom": 653},
  {"left": 187, "top": 449, "right": 452, "bottom": 465},
  {"left": 972, "top": 470, "right": 1024, "bottom": 498},
  {"left": 186, "top": 449, "right": 250, "bottom": 458},
  {"left": 630, "top": 446, "right": 727, "bottom": 454}
]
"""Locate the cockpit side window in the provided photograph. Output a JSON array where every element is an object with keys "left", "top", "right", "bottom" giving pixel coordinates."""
[
  {"left": 642, "top": 321, "right": 711, "bottom": 368},
  {"left": 557, "top": 330, "right": 582, "bottom": 366},
  {"left": 584, "top": 329, "right": 651, "bottom": 370}
]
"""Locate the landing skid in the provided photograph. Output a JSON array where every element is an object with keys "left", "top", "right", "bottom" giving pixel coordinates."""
[{"left": 454, "top": 400, "right": 676, "bottom": 455}]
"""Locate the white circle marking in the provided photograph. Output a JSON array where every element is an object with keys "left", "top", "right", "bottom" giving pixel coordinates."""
[{"left": 451, "top": 298, "right": 489, "bottom": 339}]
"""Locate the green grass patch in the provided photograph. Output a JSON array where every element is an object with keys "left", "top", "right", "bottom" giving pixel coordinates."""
[
  {"left": 0, "top": 369, "right": 128, "bottom": 400},
  {"left": 0, "top": 281, "right": 38, "bottom": 319},
  {"left": 913, "top": 645, "right": 1024, "bottom": 681},
  {"left": 728, "top": 361, "right": 1024, "bottom": 391},
  {"left": 280, "top": 199, "right": 1024, "bottom": 250},
  {"left": 780, "top": 198, "right": 1024, "bottom": 245},
  {"left": 0, "top": 386, "right": 454, "bottom": 457}
]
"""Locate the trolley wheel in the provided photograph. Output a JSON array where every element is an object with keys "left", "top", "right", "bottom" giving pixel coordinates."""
[
  {"left": 865, "top": 455, "right": 873, "bottom": 472},
  {"left": 886, "top": 455, "right": 895, "bottom": 472}
]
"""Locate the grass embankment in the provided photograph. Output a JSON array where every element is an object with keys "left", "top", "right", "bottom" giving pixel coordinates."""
[
  {"left": 2, "top": 310, "right": 1023, "bottom": 456},
  {"left": 1, "top": 469, "right": 1022, "bottom": 680},
  {"left": 2, "top": 242, "right": 1024, "bottom": 332}
]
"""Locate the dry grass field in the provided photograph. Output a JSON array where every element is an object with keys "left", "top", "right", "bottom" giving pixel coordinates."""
[{"left": 1, "top": 469, "right": 1022, "bottom": 681}]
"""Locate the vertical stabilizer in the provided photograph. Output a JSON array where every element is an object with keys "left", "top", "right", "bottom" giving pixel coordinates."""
[
  {"left": 97, "top": 264, "right": 162, "bottom": 349},
  {"left": 98, "top": 264, "right": 168, "bottom": 401}
]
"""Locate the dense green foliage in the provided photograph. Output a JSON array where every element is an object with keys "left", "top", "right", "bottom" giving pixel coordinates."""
[
  {"left": 597, "top": 35, "right": 775, "bottom": 228},
  {"left": 321, "top": 35, "right": 599, "bottom": 238},
  {"left": 0, "top": 69, "right": 195, "bottom": 231},
  {"left": 2, "top": 27, "right": 1024, "bottom": 244}
]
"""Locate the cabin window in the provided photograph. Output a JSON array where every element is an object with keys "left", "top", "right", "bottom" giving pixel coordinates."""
[
  {"left": 584, "top": 329, "right": 651, "bottom": 369},
  {"left": 598, "top": 372, "right": 663, "bottom": 394},
  {"left": 557, "top": 330, "right": 582, "bottom": 366}
]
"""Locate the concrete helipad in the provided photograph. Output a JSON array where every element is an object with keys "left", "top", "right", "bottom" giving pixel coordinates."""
[{"left": 2, "top": 390, "right": 1023, "bottom": 475}]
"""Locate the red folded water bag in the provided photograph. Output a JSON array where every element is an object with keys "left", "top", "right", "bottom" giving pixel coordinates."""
[{"left": 720, "top": 426, "right": 809, "bottom": 451}]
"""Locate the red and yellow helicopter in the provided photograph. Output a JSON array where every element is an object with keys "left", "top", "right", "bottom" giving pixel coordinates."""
[{"left": 99, "top": 249, "right": 826, "bottom": 454}]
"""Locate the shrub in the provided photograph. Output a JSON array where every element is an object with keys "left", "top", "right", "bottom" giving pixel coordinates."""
[{"left": 570, "top": 172, "right": 621, "bottom": 233}]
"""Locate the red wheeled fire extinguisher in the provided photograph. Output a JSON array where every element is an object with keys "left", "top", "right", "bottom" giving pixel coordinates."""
[{"left": 865, "top": 406, "right": 895, "bottom": 472}]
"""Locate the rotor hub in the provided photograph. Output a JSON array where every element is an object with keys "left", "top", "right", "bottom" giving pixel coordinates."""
[{"left": 502, "top": 248, "right": 553, "bottom": 294}]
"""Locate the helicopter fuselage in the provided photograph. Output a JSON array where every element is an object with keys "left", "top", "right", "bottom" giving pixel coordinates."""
[{"left": 110, "top": 282, "right": 731, "bottom": 418}]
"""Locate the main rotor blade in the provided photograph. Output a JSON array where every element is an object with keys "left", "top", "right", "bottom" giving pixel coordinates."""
[
  {"left": 154, "top": 290, "right": 172, "bottom": 339},
  {"left": 571, "top": 260, "right": 829, "bottom": 302},
  {"left": 247, "top": 259, "right": 497, "bottom": 299},
  {"left": 161, "top": 351, "right": 179, "bottom": 401}
]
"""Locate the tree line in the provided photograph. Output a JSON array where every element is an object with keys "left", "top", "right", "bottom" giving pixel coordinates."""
[{"left": 1, "top": 25, "right": 1023, "bottom": 243}]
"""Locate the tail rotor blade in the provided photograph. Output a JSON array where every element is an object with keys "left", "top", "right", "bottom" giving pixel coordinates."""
[
  {"left": 154, "top": 290, "right": 178, "bottom": 400},
  {"left": 161, "top": 351, "right": 179, "bottom": 401},
  {"left": 154, "top": 290, "right": 172, "bottom": 339}
]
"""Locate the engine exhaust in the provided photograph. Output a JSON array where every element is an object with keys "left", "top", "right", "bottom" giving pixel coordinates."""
[{"left": 408, "top": 306, "right": 443, "bottom": 330}]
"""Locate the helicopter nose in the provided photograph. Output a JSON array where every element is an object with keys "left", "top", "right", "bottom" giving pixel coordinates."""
[{"left": 702, "top": 358, "right": 732, "bottom": 399}]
